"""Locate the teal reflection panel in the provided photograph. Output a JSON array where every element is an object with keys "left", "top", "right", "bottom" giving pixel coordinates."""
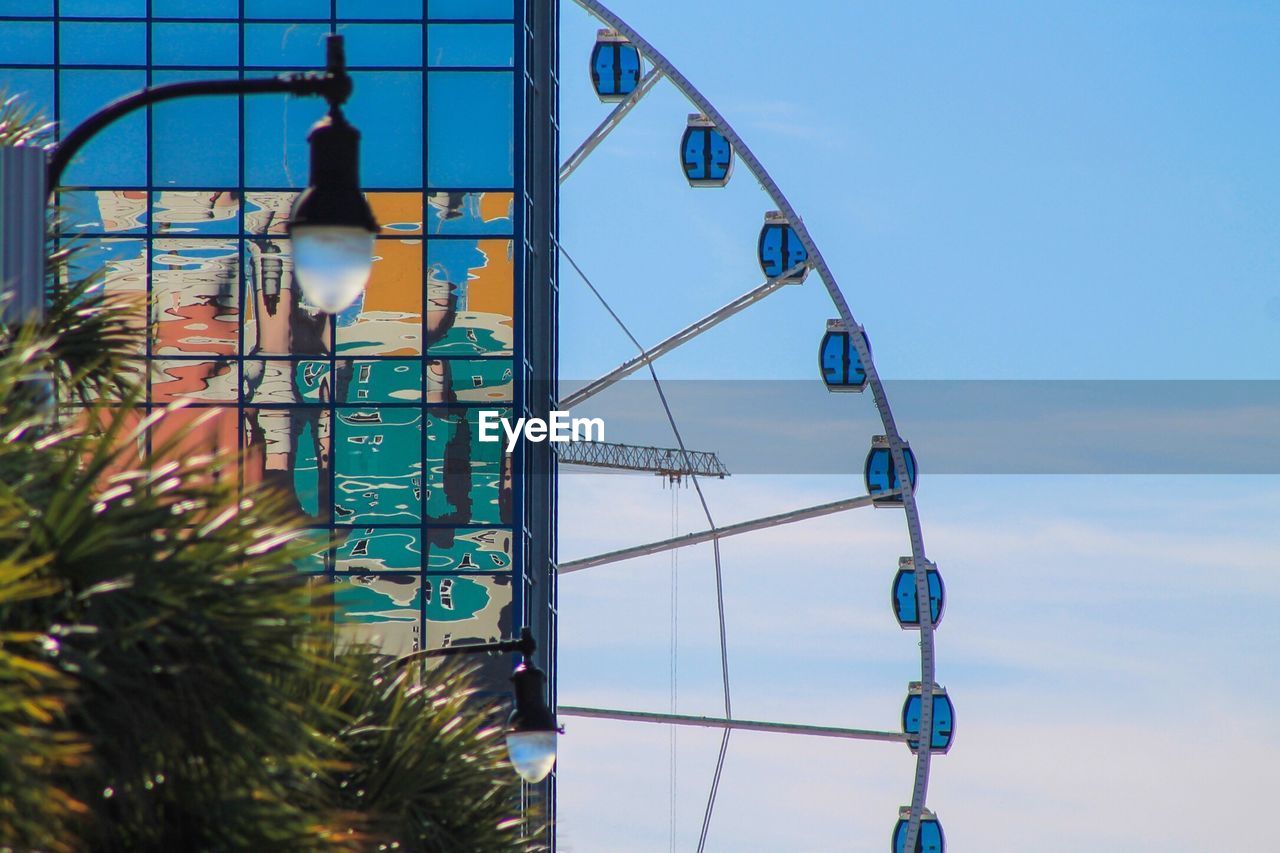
[
  {"left": 427, "top": 24, "right": 514, "bottom": 67},
  {"left": 61, "top": 22, "right": 146, "bottom": 67},
  {"left": 334, "top": 574, "right": 422, "bottom": 657},
  {"left": 425, "top": 407, "right": 510, "bottom": 525},
  {"left": 426, "top": 527, "right": 512, "bottom": 573},
  {"left": 0, "top": 22, "right": 52, "bottom": 66},
  {"left": 335, "top": 407, "right": 424, "bottom": 525},
  {"left": 152, "top": 71, "right": 239, "bottom": 187},
  {"left": 152, "top": 23, "right": 239, "bottom": 67},
  {"left": 336, "top": 528, "right": 422, "bottom": 573},
  {"left": 59, "top": 70, "right": 147, "bottom": 185},
  {"left": 427, "top": 358, "right": 513, "bottom": 404},
  {"left": 338, "top": 360, "right": 424, "bottom": 404},
  {"left": 341, "top": 23, "right": 424, "bottom": 68},
  {"left": 427, "top": 71, "right": 514, "bottom": 187},
  {"left": 427, "top": 0, "right": 514, "bottom": 20},
  {"left": 347, "top": 71, "right": 424, "bottom": 187},
  {"left": 292, "top": 530, "right": 330, "bottom": 573}
]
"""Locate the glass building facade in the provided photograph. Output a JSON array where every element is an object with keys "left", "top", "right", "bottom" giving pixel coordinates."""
[{"left": 0, "top": 0, "right": 558, "bottom": 714}]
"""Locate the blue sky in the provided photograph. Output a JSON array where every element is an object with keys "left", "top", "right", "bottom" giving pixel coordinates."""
[{"left": 555, "top": 2, "right": 1280, "bottom": 850}]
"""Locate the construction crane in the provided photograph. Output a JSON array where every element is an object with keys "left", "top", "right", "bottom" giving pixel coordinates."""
[{"left": 557, "top": 440, "right": 729, "bottom": 481}]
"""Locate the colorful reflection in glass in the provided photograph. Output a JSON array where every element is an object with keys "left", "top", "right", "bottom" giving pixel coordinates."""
[{"left": 426, "top": 238, "right": 514, "bottom": 356}]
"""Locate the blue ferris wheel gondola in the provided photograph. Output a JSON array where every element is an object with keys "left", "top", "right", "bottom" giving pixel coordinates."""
[
  {"left": 757, "top": 211, "right": 808, "bottom": 281},
  {"left": 865, "top": 435, "right": 917, "bottom": 506},
  {"left": 902, "top": 682, "right": 954, "bottom": 754},
  {"left": 820, "top": 319, "right": 869, "bottom": 392},
  {"left": 893, "top": 557, "right": 944, "bottom": 629},
  {"left": 891, "top": 808, "right": 946, "bottom": 853},
  {"left": 681, "top": 114, "right": 734, "bottom": 187},
  {"left": 590, "top": 29, "right": 642, "bottom": 102}
]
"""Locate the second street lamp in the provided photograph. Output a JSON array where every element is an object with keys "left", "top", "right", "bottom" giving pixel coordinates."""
[
  {"left": 388, "top": 627, "right": 563, "bottom": 784},
  {"left": 44, "top": 33, "right": 378, "bottom": 315}
]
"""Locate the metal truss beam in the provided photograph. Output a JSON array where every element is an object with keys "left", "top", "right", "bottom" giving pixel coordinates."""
[
  {"left": 559, "top": 706, "right": 908, "bottom": 743},
  {"left": 558, "top": 492, "right": 890, "bottom": 574},
  {"left": 557, "top": 440, "right": 729, "bottom": 478},
  {"left": 559, "top": 67, "right": 664, "bottom": 184},
  {"left": 558, "top": 266, "right": 803, "bottom": 410}
]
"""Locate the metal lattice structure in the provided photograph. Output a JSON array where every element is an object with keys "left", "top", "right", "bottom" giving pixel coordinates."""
[
  {"left": 557, "top": 2, "right": 950, "bottom": 850},
  {"left": 557, "top": 440, "right": 728, "bottom": 479}
]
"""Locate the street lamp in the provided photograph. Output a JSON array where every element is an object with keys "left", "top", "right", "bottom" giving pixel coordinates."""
[
  {"left": 389, "top": 627, "right": 562, "bottom": 783},
  {"left": 43, "top": 33, "right": 377, "bottom": 315}
]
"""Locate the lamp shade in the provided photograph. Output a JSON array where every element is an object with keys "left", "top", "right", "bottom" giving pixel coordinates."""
[
  {"left": 288, "top": 109, "right": 378, "bottom": 314},
  {"left": 506, "top": 660, "right": 560, "bottom": 783}
]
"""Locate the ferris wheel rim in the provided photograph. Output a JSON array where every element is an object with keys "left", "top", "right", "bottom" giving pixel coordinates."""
[{"left": 564, "top": 2, "right": 944, "bottom": 848}]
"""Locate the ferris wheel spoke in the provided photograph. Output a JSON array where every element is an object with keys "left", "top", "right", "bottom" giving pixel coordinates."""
[
  {"left": 559, "top": 262, "right": 806, "bottom": 410},
  {"left": 560, "top": 66, "right": 664, "bottom": 184},
  {"left": 559, "top": 706, "right": 910, "bottom": 743},
  {"left": 558, "top": 492, "right": 892, "bottom": 574}
]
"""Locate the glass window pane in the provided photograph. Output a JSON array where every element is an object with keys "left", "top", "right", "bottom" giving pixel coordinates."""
[
  {"left": 0, "top": 69, "right": 55, "bottom": 123},
  {"left": 151, "top": 359, "right": 239, "bottom": 403},
  {"left": 243, "top": 82, "right": 328, "bottom": 187},
  {"left": 245, "top": 0, "right": 331, "bottom": 18},
  {"left": 153, "top": 191, "right": 240, "bottom": 235},
  {"left": 152, "top": 22, "right": 239, "bottom": 67},
  {"left": 0, "top": 0, "right": 52, "bottom": 14},
  {"left": 426, "top": 527, "right": 511, "bottom": 573},
  {"left": 427, "top": 0, "right": 513, "bottom": 20},
  {"left": 64, "top": 237, "right": 147, "bottom": 355},
  {"left": 426, "top": 237, "right": 513, "bottom": 356},
  {"left": 60, "top": 0, "right": 145, "bottom": 16},
  {"left": 426, "top": 407, "right": 510, "bottom": 524},
  {"left": 336, "top": 406, "right": 423, "bottom": 524},
  {"left": 60, "top": 22, "right": 146, "bottom": 66},
  {"left": 425, "top": 191, "right": 512, "bottom": 235},
  {"left": 427, "top": 23, "right": 513, "bottom": 67},
  {"left": 368, "top": 191, "right": 423, "bottom": 235},
  {"left": 245, "top": 23, "right": 331, "bottom": 67},
  {"left": 336, "top": 528, "right": 422, "bottom": 573},
  {"left": 427, "top": 358, "right": 512, "bottom": 403},
  {"left": 152, "top": 70, "right": 239, "bottom": 187},
  {"left": 59, "top": 70, "right": 147, "bottom": 185},
  {"left": 339, "top": 0, "right": 422, "bottom": 19},
  {"left": 346, "top": 71, "right": 423, "bottom": 187},
  {"left": 336, "top": 238, "right": 423, "bottom": 356},
  {"left": 151, "top": 237, "right": 240, "bottom": 357},
  {"left": 340, "top": 23, "right": 423, "bottom": 67},
  {"left": 242, "top": 239, "right": 334, "bottom": 357},
  {"left": 338, "top": 359, "right": 423, "bottom": 404},
  {"left": 152, "top": 0, "right": 238, "bottom": 17},
  {"left": 427, "top": 71, "right": 512, "bottom": 187},
  {"left": 423, "top": 576, "right": 512, "bottom": 680},
  {"left": 333, "top": 574, "right": 421, "bottom": 657},
  {"left": 62, "top": 190, "right": 148, "bottom": 233},
  {"left": 0, "top": 21, "right": 52, "bottom": 65},
  {"left": 244, "top": 406, "right": 331, "bottom": 523}
]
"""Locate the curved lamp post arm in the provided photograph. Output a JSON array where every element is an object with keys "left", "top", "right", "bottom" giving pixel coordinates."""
[
  {"left": 383, "top": 626, "right": 538, "bottom": 672},
  {"left": 46, "top": 35, "right": 352, "bottom": 189}
]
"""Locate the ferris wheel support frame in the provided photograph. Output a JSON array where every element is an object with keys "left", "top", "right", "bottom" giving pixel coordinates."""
[
  {"left": 567, "top": 2, "right": 941, "bottom": 848},
  {"left": 560, "top": 706, "right": 911, "bottom": 744}
]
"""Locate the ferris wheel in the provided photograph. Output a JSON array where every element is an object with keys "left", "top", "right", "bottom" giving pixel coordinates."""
[{"left": 555, "top": 3, "right": 952, "bottom": 850}]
